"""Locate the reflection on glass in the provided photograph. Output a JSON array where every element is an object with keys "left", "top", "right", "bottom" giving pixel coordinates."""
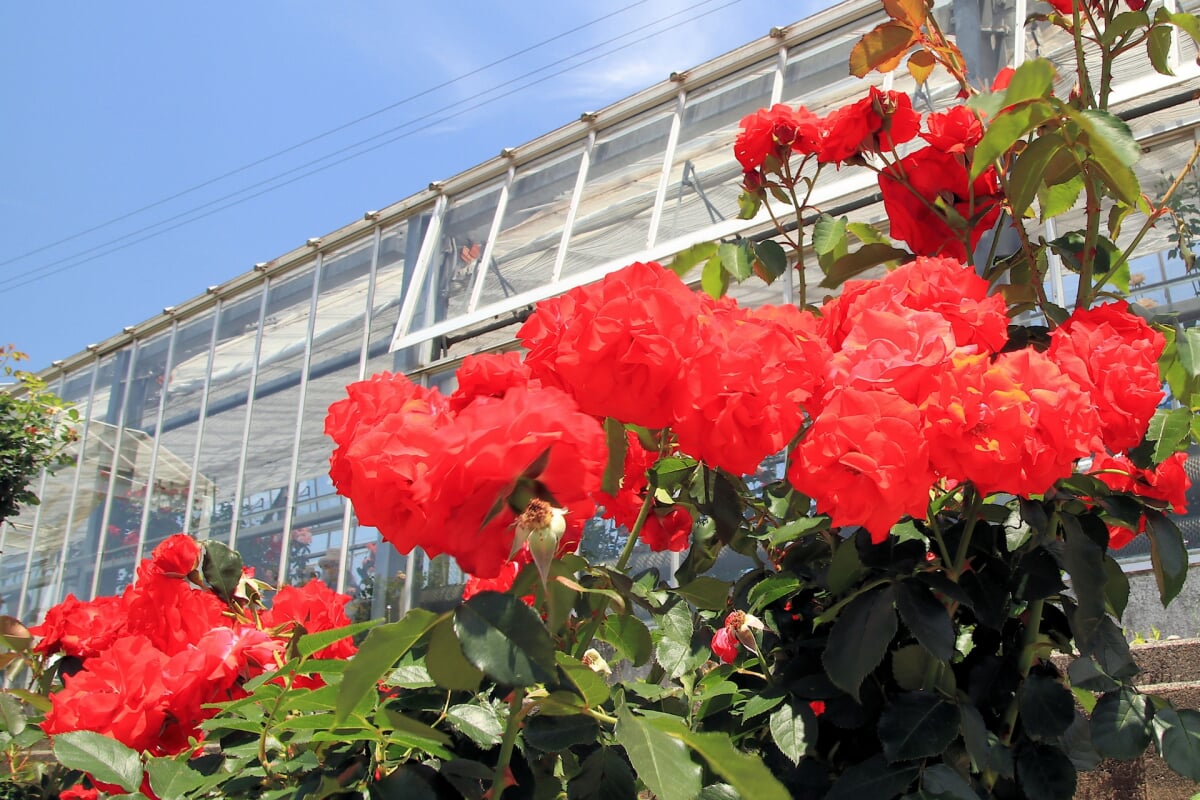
[
  {"left": 562, "top": 106, "right": 675, "bottom": 278},
  {"left": 236, "top": 265, "right": 316, "bottom": 585},
  {"left": 343, "top": 523, "right": 397, "bottom": 622},
  {"left": 656, "top": 62, "right": 775, "bottom": 244},
  {"left": 780, "top": 18, "right": 881, "bottom": 112},
  {"left": 288, "top": 237, "right": 377, "bottom": 586},
  {"left": 368, "top": 216, "right": 428, "bottom": 374},
  {"left": 409, "top": 185, "right": 503, "bottom": 334},
  {"left": 479, "top": 147, "right": 584, "bottom": 307},
  {"left": 94, "top": 332, "right": 176, "bottom": 597},
  {"left": 191, "top": 287, "right": 265, "bottom": 543},
  {"left": 147, "top": 311, "right": 216, "bottom": 556}
]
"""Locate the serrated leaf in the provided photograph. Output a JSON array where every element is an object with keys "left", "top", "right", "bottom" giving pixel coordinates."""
[
  {"left": 922, "top": 764, "right": 976, "bottom": 799},
  {"left": 673, "top": 728, "right": 790, "bottom": 800},
  {"left": 297, "top": 619, "right": 376, "bottom": 658},
  {"left": 557, "top": 651, "right": 611, "bottom": 707},
  {"left": 813, "top": 214, "right": 849, "bottom": 270},
  {"left": 1009, "top": 133, "right": 1065, "bottom": 217},
  {"left": 200, "top": 539, "right": 244, "bottom": 605},
  {"left": 741, "top": 691, "right": 785, "bottom": 721},
  {"left": 819, "top": 244, "right": 908, "bottom": 288},
  {"left": 896, "top": 581, "right": 954, "bottom": 661},
  {"left": 1147, "top": 407, "right": 1193, "bottom": 462},
  {"left": 615, "top": 705, "right": 701, "bottom": 800},
  {"left": 878, "top": 691, "right": 960, "bottom": 762},
  {"left": 600, "top": 613, "right": 653, "bottom": 667},
  {"left": 670, "top": 241, "right": 719, "bottom": 277},
  {"left": 822, "top": 585, "right": 897, "bottom": 702},
  {"left": 445, "top": 704, "right": 505, "bottom": 748},
  {"left": 845, "top": 221, "right": 890, "bottom": 246},
  {"left": 827, "top": 538, "right": 864, "bottom": 595},
  {"left": 455, "top": 591, "right": 557, "bottom": 687},
  {"left": 1091, "top": 688, "right": 1152, "bottom": 760},
  {"left": 826, "top": 754, "right": 920, "bottom": 800},
  {"left": 753, "top": 240, "right": 788, "bottom": 283},
  {"left": 146, "top": 759, "right": 215, "bottom": 800},
  {"left": 1060, "top": 518, "right": 1106, "bottom": 654},
  {"left": 718, "top": 242, "right": 752, "bottom": 281},
  {"left": 748, "top": 575, "right": 801, "bottom": 612},
  {"left": 336, "top": 609, "right": 441, "bottom": 723},
  {"left": 1147, "top": 25, "right": 1175, "bottom": 76},
  {"left": 701, "top": 253, "right": 729, "bottom": 299},
  {"left": 1039, "top": 175, "right": 1084, "bottom": 220},
  {"left": 770, "top": 703, "right": 817, "bottom": 765},
  {"left": 0, "top": 692, "right": 25, "bottom": 735},
  {"left": 1146, "top": 510, "right": 1188, "bottom": 607},
  {"left": 602, "top": 417, "right": 629, "bottom": 497},
  {"left": 1154, "top": 707, "right": 1200, "bottom": 781},
  {"left": 53, "top": 731, "right": 144, "bottom": 792},
  {"left": 426, "top": 617, "right": 483, "bottom": 692},
  {"left": 849, "top": 22, "right": 919, "bottom": 78},
  {"left": 1020, "top": 675, "right": 1076, "bottom": 741},
  {"left": 568, "top": 747, "right": 638, "bottom": 800},
  {"left": 907, "top": 48, "right": 936, "bottom": 84},
  {"left": 675, "top": 577, "right": 730, "bottom": 611},
  {"left": 971, "top": 100, "right": 1055, "bottom": 180},
  {"left": 1003, "top": 59, "right": 1057, "bottom": 106}
]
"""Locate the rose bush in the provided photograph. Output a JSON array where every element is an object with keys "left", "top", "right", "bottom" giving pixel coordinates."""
[{"left": 4, "top": 1, "right": 1200, "bottom": 799}]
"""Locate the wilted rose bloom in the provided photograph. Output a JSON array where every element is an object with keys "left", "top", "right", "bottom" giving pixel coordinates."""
[
  {"left": 923, "top": 351, "right": 1101, "bottom": 497},
  {"left": 711, "top": 625, "right": 740, "bottom": 664},
  {"left": 1048, "top": 300, "right": 1166, "bottom": 453},
  {"left": 789, "top": 388, "right": 935, "bottom": 540}
]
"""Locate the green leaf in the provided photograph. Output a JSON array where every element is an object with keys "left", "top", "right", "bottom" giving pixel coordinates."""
[
  {"left": 741, "top": 691, "right": 785, "bottom": 721},
  {"left": 822, "top": 585, "right": 897, "bottom": 702},
  {"left": 846, "top": 221, "right": 891, "bottom": 246},
  {"left": 1060, "top": 517, "right": 1106, "bottom": 654},
  {"left": 1009, "top": 133, "right": 1065, "bottom": 217},
  {"left": 200, "top": 539, "right": 244, "bottom": 605},
  {"left": 568, "top": 747, "right": 638, "bottom": 800},
  {"left": 1103, "top": 555, "right": 1130, "bottom": 618},
  {"left": 674, "top": 728, "right": 790, "bottom": 800},
  {"left": 615, "top": 705, "right": 701, "bottom": 800},
  {"left": 0, "top": 692, "right": 26, "bottom": 735},
  {"left": 145, "top": 759, "right": 216, "bottom": 800},
  {"left": 826, "top": 754, "right": 920, "bottom": 800},
  {"left": 1002, "top": 59, "right": 1057, "bottom": 107},
  {"left": 1146, "top": 510, "right": 1188, "bottom": 607},
  {"left": 1016, "top": 743, "right": 1077, "bottom": 800},
  {"left": 922, "top": 764, "right": 977, "bottom": 800},
  {"left": 336, "top": 608, "right": 441, "bottom": 722},
  {"left": 600, "top": 614, "right": 653, "bottom": 667},
  {"left": 297, "top": 618, "right": 377, "bottom": 658},
  {"left": 748, "top": 575, "right": 801, "bottom": 613},
  {"left": 896, "top": 581, "right": 954, "bottom": 661},
  {"left": 1102, "top": 10, "right": 1150, "bottom": 46},
  {"left": 1147, "top": 25, "right": 1175, "bottom": 75},
  {"left": 557, "top": 651, "right": 611, "bottom": 707},
  {"left": 1069, "top": 108, "right": 1142, "bottom": 204},
  {"left": 877, "top": 691, "right": 960, "bottom": 762},
  {"left": 670, "top": 241, "right": 719, "bottom": 277},
  {"left": 426, "top": 617, "right": 483, "bottom": 692},
  {"left": 53, "top": 730, "right": 144, "bottom": 793},
  {"left": 737, "top": 190, "right": 762, "bottom": 220},
  {"left": 1147, "top": 407, "right": 1193, "bottom": 462},
  {"left": 718, "top": 241, "right": 753, "bottom": 281},
  {"left": 1020, "top": 675, "right": 1076, "bottom": 741},
  {"left": 1091, "top": 688, "right": 1153, "bottom": 760},
  {"left": 753, "top": 240, "right": 788, "bottom": 283},
  {"left": 1154, "top": 707, "right": 1200, "bottom": 781},
  {"left": 702, "top": 253, "right": 729, "bottom": 299},
  {"left": 971, "top": 100, "right": 1055, "bottom": 180},
  {"left": 770, "top": 703, "right": 817, "bottom": 765},
  {"left": 602, "top": 417, "right": 629, "bottom": 497},
  {"left": 819, "top": 244, "right": 908, "bottom": 289},
  {"left": 827, "top": 538, "right": 865, "bottom": 594},
  {"left": 455, "top": 591, "right": 557, "bottom": 687},
  {"left": 526, "top": 714, "right": 599, "bottom": 751},
  {"left": 445, "top": 703, "right": 505, "bottom": 748},
  {"left": 1159, "top": 9, "right": 1200, "bottom": 44},
  {"left": 813, "top": 214, "right": 849, "bottom": 271},
  {"left": 1039, "top": 175, "right": 1084, "bottom": 220}
]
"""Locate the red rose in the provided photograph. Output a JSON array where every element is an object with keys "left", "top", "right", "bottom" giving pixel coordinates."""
[
  {"left": 599, "top": 432, "right": 694, "bottom": 552},
  {"left": 922, "top": 351, "right": 1101, "bottom": 497},
  {"left": 263, "top": 579, "right": 356, "bottom": 660},
  {"left": 819, "top": 87, "right": 920, "bottom": 164},
  {"left": 137, "top": 533, "right": 202, "bottom": 581},
  {"left": 122, "top": 573, "right": 229, "bottom": 656},
  {"left": 30, "top": 594, "right": 127, "bottom": 659},
  {"left": 59, "top": 786, "right": 99, "bottom": 800},
  {"left": 711, "top": 626, "right": 739, "bottom": 664},
  {"left": 734, "top": 104, "right": 822, "bottom": 172},
  {"left": 519, "top": 262, "right": 707, "bottom": 429},
  {"left": 879, "top": 146, "right": 1003, "bottom": 260},
  {"left": 1048, "top": 301, "right": 1166, "bottom": 452},
  {"left": 672, "top": 303, "right": 829, "bottom": 474},
  {"left": 788, "top": 388, "right": 934, "bottom": 540},
  {"left": 920, "top": 106, "right": 985, "bottom": 154},
  {"left": 448, "top": 351, "right": 534, "bottom": 412}
]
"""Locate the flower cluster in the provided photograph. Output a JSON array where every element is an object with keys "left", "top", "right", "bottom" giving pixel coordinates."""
[{"left": 33, "top": 535, "right": 353, "bottom": 758}]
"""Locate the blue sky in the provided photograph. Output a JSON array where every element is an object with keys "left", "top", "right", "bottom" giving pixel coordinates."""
[{"left": 1, "top": 0, "right": 821, "bottom": 371}]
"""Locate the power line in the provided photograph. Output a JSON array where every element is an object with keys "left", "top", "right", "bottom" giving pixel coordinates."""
[
  {"left": 2, "top": 0, "right": 739, "bottom": 294},
  {"left": 0, "top": 0, "right": 652, "bottom": 271}
]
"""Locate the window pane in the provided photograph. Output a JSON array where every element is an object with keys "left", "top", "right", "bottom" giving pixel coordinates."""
[{"left": 368, "top": 215, "right": 430, "bottom": 374}]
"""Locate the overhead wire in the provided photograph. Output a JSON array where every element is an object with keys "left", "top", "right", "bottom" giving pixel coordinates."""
[
  {"left": 2, "top": 0, "right": 740, "bottom": 293},
  {"left": 0, "top": 0, "right": 652, "bottom": 271}
]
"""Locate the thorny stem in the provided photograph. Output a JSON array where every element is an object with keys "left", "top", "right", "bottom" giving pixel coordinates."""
[
  {"left": 1115, "top": 140, "right": 1200, "bottom": 273},
  {"left": 490, "top": 689, "right": 528, "bottom": 800}
]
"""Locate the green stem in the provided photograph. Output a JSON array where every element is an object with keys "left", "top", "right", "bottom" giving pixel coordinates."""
[
  {"left": 951, "top": 489, "right": 984, "bottom": 581},
  {"left": 491, "top": 690, "right": 528, "bottom": 800},
  {"left": 615, "top": 488, "right": 655, "bottom": 574}
]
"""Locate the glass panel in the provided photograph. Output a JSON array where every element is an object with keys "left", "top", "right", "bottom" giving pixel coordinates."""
[
  {"left": 236, "top": 265, "right": 316, "bottom": 585},
  {"left": 368, "top": 216, "right": 429, "bottom": 374},
  {"left": 147, "top": 311, "right": 215, "bottom": 555},
  {"left": 410, "top": 550, "right": 466, "bottom": 613},
  {"left": 562, "top": 105, "right": 675, "bottom": 278},
  {"left": 656, "top": 62, "right": 776, "bottom": 244},
  {"left": 191, "top": 287, "right": 264, "bottom": 542},
  {"left": 288, "top": 237, "right": 376, "bottom": 587},
  {"left": 407, "top": 184, "right": 504, "bottom": 334},
  {"left": 780, "top": 14, "right": 886, "bottom": 112},
  {"left": 93, "top": 332, "right": 173, "bottom": 596},
  {"left": 481, "top": 147, "right": 584, "bottom": 305},
  {"left": 343, "top": 522, "right": 395, "bottom": 621}
]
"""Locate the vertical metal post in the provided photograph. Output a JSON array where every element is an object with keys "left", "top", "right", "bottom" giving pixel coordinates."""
[
  {"left": 646, "top": 91, "right": 686, "bottom": 249},
  {"left": 390, "top": 195, "right": 448, "bottom": 350},
  {"left": 128, "top": 320, "right": 179, "bottom": 574},
  {"left": 468, "top": 169, "right": 515, "bottom": 312},
  {"left": 228, "top": 281, "right": 272, "bottom": 546},
  {"left": 552, "top": 136, "right": 594, "bottom": 282},
  {"left": 184, "top": 301, "right": 222, "bottom": 536}
]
